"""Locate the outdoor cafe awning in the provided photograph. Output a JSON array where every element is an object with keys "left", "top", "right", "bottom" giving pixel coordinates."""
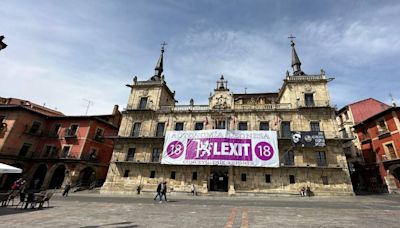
[{"left": 0, "top": 163, "right": 22, "bottom": 174}]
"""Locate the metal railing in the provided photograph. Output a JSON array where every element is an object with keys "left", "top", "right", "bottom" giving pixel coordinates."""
[
  {"left": 93, "top": 134, "right": 104, "bottom": 142},
  {"left": 297, "top": 100, "right": 330, "bottom": 108},
  {"left": 276, "top": 131, "right": 354, "bottom": 140},
  {"left": 64, "top": 129, "right": 77, "bottom": 137},
  {"left": 377, "top": 129, "right": 389, "bottom": 136},
  {"left": 286, "top": 75, "right": 326, "bottom": 81},
  {"left": 159, "top": 105, "right": 209, "bottom": 112},
  {"left": 135, "top": 80, "right": 163, "bottom": 86},
  {"left": 358, "top": 134, "right": 371, "bottom": 142},
  {"left": 234, "top": 103, "right": 292, "bottom": 110},
  {"left": 381, "top": 154, "right": 399, "bottom": 162},
  {"left": 124, "top": 103, "right": 154, "bottom": 111}
]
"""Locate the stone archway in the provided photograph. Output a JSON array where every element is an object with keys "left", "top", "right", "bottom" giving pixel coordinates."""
[
  {"left": 79, "top": 167, "right": 96, "bottom": 187},
  {"left": 48, "top": 165, "right": 66, "bottom": 189},
  {"left": 0, "top": 163, "right": 23, "bottom": 190},
  {"left": 29, "top": 164, "right": 47, "bottom": 190},
  {"left": 387, "top": 164, "right": 400, "bottom": 193}
]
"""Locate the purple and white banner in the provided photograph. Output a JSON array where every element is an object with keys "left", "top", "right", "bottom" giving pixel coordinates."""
[{"left": 161, "top": 130, "right": 279, "bottom": 167}]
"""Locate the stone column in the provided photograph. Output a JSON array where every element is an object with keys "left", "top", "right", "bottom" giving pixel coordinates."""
[
  {"left": 202, "top": 166, "right": 210, "bottom": 193},
  {"left": 228, "top": 166, "right": 235, "bottom": 196}
]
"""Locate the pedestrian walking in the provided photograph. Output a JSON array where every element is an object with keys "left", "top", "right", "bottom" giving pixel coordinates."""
[
  {"left": 63, "top": 181, "right": 71, "bottom": 197},
  {"left": 191, "top": 184, "right": 197, "bottom": 196},
  {"left": 154, "top": 182, "right": 162, "bottom": 200},
  {"left": 160, "top": 181, "right": 167, "bottom": 202}
]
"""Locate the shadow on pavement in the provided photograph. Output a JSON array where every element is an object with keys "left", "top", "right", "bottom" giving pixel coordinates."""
[
  {"left": 0, "top": 206, "right": 53, "bottom": 216},
  {"left": 80, "top": 221, "right": 139, "bottom": 228}
]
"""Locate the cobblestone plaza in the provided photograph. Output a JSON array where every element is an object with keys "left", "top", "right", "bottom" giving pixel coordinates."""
[{"left": 0, "top": 193, "right": 399, "bottom": 227}]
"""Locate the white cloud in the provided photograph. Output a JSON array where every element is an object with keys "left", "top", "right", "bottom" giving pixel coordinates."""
[{"left": 1, "top": 0, "right": 399, "bottom": 114}]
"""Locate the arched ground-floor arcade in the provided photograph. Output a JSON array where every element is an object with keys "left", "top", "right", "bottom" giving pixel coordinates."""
[
  {"left": 384, "top": 163, "right": 400, "bottom": 194},
  {"left": 101, "top": 163, "right": 354, "bottom": 196},
  {"left": 0, "top": 159, "right": 109, "bottom": 191}
]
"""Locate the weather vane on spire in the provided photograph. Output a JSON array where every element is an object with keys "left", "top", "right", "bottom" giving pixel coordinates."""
[
  {"left": 288, "top": 34, "right": 296, "bottom": 46},
  {"left": 161, "top": 41, "right": 168, "bottom": 51}
]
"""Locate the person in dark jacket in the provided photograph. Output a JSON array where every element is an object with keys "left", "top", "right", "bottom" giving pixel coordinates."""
[
  {"left": 154, "top": 182, "right": 162, "bottom": 201},
  {"left": 160, "top": 181, "right": 167, "bottom": 202},
  {"left": 63, "top": 181, "right": 71, "bottom": 197}
]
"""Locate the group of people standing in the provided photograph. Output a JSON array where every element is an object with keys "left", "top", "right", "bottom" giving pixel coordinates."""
[
  {"left": 154, "top": 181, "right": 168, "bottom": 202},
  {"left": 300, "top": 186, "right": 311, "bottom": 197}
]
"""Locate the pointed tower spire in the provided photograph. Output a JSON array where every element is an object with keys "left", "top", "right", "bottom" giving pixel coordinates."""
[
  {"left": 288, "top": 35, "right": 304, "bottom": 76},
  {"left": 151, "top": 42, "right": 167, "bottom": 81}
]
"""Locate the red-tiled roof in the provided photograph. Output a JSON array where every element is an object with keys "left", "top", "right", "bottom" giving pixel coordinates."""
[{"left": 339, "top": 98, "right": 390, "bottom": 124}]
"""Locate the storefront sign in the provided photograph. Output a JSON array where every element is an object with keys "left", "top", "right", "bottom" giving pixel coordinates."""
[{"left": 161, "top": 130, "right": 279, "bottom": 167}]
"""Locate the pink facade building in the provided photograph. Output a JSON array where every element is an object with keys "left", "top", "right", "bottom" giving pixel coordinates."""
[
  {"left": 353, "top": 107, "right": 400, "bottom": 194},
  {"left": 0, "top": 97, "right": 121, "bottom": 190}
]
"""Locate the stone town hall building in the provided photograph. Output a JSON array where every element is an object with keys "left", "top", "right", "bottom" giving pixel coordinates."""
[{"left": 101, "top": 40, "right": 354, "bottom": 196}]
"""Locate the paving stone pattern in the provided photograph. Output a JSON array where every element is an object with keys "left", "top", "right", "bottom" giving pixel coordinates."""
[{"left": 0, "top": 194, "right": 399, "bottom": 228}]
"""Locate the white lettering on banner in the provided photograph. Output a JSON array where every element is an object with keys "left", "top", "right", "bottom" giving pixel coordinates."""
[
  {"left": 162, "top": 130, "right": 279, "bottom": 167},
  {"left": 193, "top": 140, "right": 251, "bottom": 158}
]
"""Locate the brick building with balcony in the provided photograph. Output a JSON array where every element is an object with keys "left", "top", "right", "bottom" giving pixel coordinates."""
[
  {"left": 0, "top": 97, "right": 121, "bottom": 190},
  {"left": 336, "top": 98, "right": 390, "bottom": 192},
  {"left": 101, "top": 40, "right": 353, "bottom": 196},
  {"left": 353, "top": 106, "right": 400, "bottom": 194}
]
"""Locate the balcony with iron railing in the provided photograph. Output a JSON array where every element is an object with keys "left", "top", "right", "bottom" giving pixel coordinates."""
[
  {"left": 93, "top": 134, "right": 105, "bottom": 142},
  {"left": 297, "top": 100, "right": 331, "bottom": 108},
  {"left": 48, "top": 131, "right": 60, "bottom": 138},
  {"left": 377, "top": 128, "right": 391, "bottom": 139},
  {"left": 64, "top": 128, "right": 78, "bottom": 138},
  {"left": 22, "top": 125, "right": 43, "bottom": 137},
  {"left": 124, "top": 103, "right": 155, "bottom": 112},
  {"left": 286, "top": 75, "right": 327, "bottom": 81},
  {"left": 159, "top": 105, "right": 209, "bottom": 112},
  {"left": 276, "top": 130, "right": 354, "bottom": 140},
  {"left": 316, "top": 160, "right": 328, "bottom": 167},
  {"left": 29, "top": 150, "right": 81, "bottom": 160},
  {"left": 381, "top": 154, "right": 400, "bottom": 163},
  {"left": 358, "top": 133, "right": 371, "bottom": 142},
  {"left": 234, "top": 103, "right": 292, "bottom": 111},
  {"left": 80, "top": 154, "right": 99, "bottom": 162}
]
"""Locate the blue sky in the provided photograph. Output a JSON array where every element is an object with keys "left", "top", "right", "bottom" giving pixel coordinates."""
[{"left": 1, "top": 0, "right": 399, "bottom": 115}]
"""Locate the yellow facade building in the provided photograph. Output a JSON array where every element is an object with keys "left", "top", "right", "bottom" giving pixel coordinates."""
[{"left": 101, "top": 41, "right": 353, "bottom": 196}]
